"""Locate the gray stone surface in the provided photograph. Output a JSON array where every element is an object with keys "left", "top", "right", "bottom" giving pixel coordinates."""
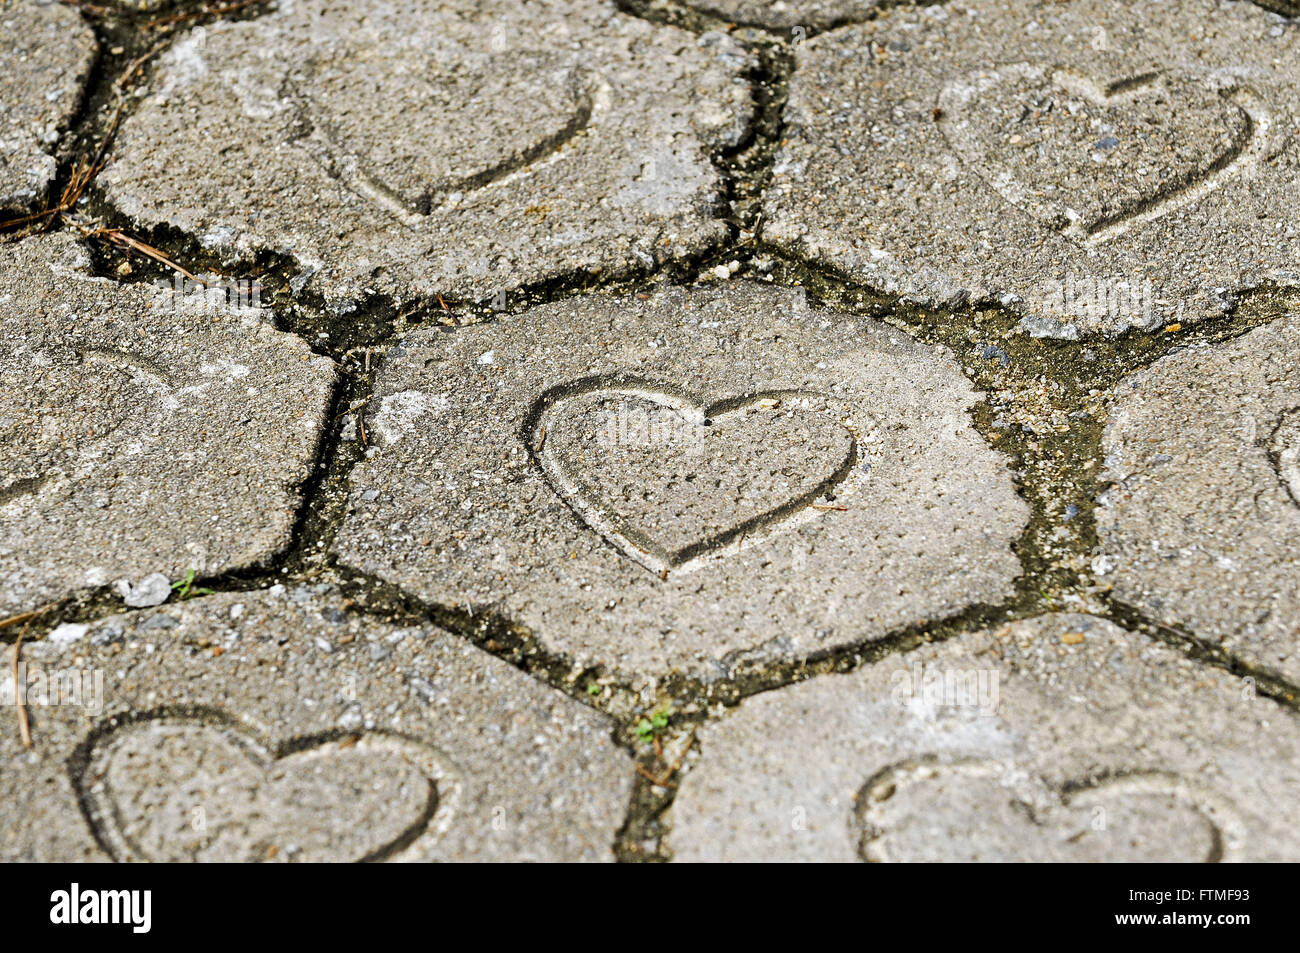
[
  {"left": 763, "top": 0, "right": 1300, "bottom": 338},
  {"left": 98, "top": 0, "right": 753, "bottom": 315},
  {"left": 0, "top": 0, "right": 97, "bottom": 214},
  {"left": 1097, "top": 312, "right": 1300, "bottom": 684},
  {"left": 0, "top": 233, "right": 336, "bottom": 614},
  {"left": 0, "top": 586, "right": 633, "bottom": 861},
  {"left": 333, "top": 283, "right": 1028, "bottom": 685},
  {"left": 669, "top": 613, "right": 1300, "bottom": 862},
  {"left": 683, "top": 0, "right": 878, "bottom": 30}
]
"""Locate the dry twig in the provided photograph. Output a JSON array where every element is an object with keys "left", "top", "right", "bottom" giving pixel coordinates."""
[
  {"left": 0, "top": 31, "right": 214, "bottom": 288},
  {"left": 11, "top": 633, "right": 30, "bottom": 749},
  {"left": 0, "top": 604, "right": 55, "bottom": 631},
  {"left": 143, "top": 0, "right": 267, "bottom": 30},
  {"left": 59, "top": 0, "right": 113, "bottom": 18},
  {"left": 637, "top": 730, "right": 696, "bottom": 789},
  {"left": 71, "top": 221, "right": 206, "bottom": 284}
]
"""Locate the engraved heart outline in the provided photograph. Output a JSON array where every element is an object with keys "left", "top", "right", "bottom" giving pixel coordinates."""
[
  {"left": 72, "top": 708, "right": 462, "bottom": 863},
  {"left": 525, "top": 375, "right": 862, "bottom": 577},
  {"left": 937, "top": 64, "right": 1279, "bottom": 245},
  {"left": 853, "top": 757, "right": 1246, "bottom": 863},
  {"left": 285, "top": 51, "right": 599, "bottom": 228}
]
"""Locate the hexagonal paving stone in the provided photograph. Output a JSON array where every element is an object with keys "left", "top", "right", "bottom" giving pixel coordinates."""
[
  {"left": 668, "top": 614, "right": 1300, "bottom": 862},
  {"left": 0, "top": 586, "right": 633, "bottom": 861},
  {"left": 0, "top": 233, "right": 336, "bottom": 615},
  {"left": 97, "top": 0, "right": 754, "bottom": 316},
  {"left": 1097, "top": 312, "right": 1300, "bottom": 684},
  {"left": 332, "top": 283, "right": 1028, "bottom": 686},
  {"left": 763, "top": 0, "right": 1300, "bottom": 338},
  {"left": 0, "top": 0, "right": 97, "bottom": 215}
]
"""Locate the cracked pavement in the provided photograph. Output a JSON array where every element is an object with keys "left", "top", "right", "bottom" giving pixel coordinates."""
[{"left": 1, "top": 0, "right": 1298, "bottom": 863}]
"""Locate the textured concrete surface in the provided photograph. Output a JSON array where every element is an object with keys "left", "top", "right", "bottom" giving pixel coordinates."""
[
  {"left": 0, "top": 587, "right": 633, "bottom": 862},
  {"left": 2, "top": 0, "right": 1296, "bottom": 865},
  {"left": 0, "top": 234, "right": 336, "bottom": 614},
  {"left": 669, "top": 614, "right": 1300, "bottom": 862},
  {"left": 333, "top": 283, "right": 1027, "bottom": 684},
  {"left": 0, "top": 0, "right": 97, "bottom": 214},
  {"left": 763, "top": 0, "right": 1300, "bottom": 337},
  {"left": 1098, "top": 312, "right": 1300, "bottom": 684},
  {"left": 98, "top": 0, "right": 753, "bottom": 314}
]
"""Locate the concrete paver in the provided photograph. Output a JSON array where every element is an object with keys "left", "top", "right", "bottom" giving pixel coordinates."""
[
  {"left": 333, "top": 283, "right": 1027, "bottom": 685},
  {"left": 669, "top": 614, "right": 1300, "bottom": 861}
]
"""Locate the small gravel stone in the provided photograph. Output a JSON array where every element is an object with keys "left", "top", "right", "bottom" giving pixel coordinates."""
[{"left": 115, "top": 573, "right": 173, "bottom": 609}]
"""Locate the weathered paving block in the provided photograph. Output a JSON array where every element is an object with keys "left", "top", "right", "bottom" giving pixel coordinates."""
[
  {"left": 0, "top": 587, "right": 634, "bottom": 861},
  {"left": 333, "top": 283, "right": 1028, "bottom": 685},
  {"left": 669, "top": 614, "right": 1300, "bottom": 862},
  {"left": 0, "top": 0, "right": 97, "bottom": 214},
  {"left": 1097, "top": 312, "right": 1300, "bottom": 684},
  {"left": 763, "top": 0, "right": 1300, "bottom": 338},
  {"left": 682, "top": 0, "right": 878, "bottom": 30},
  {"left": 98, "top": 0, "right": 753, "bottom": 315},
  {"left": 0, "top": 233, "right": 336, "bottom": 615}
]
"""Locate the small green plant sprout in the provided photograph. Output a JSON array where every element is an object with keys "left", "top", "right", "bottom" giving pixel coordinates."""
[
  {"left": 170, "top": 569, "right": 214, "bottom": 601},
  {"left": 587, "top": 683, "right": 602, "bottom": 697},
  {"left": 634, "top": 704, "right": 673, "bottom": 745}
]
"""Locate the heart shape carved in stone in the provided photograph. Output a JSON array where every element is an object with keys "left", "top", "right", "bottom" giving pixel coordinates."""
[
  {"left": 855, "top": 759, "right": 1240, "bottom": 863},
  {"left": 530, "top": 380, "right": 859, "bottom": 575},
  {"left": 78, "top": 715, "right": 457, "bottom": 862},
  {"left": 294, "top": 49, "right": 592, "bottom": 220},
  {"left": 937, "top": 64, "right": 1269, "bottom": 243}
]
